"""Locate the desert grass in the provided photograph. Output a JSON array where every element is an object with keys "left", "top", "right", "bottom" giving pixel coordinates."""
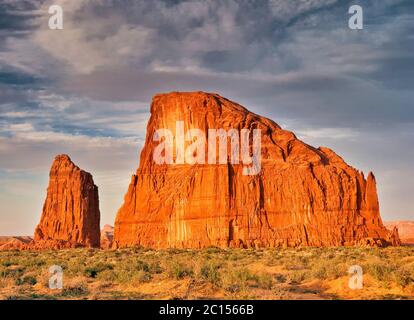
[{"left": 0, "top": 246, "right": 413, "bottom": 300}]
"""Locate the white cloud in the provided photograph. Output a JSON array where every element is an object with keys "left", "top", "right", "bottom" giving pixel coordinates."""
[{"left": 33, "top": 1, "right": 154, "bottom": 74}]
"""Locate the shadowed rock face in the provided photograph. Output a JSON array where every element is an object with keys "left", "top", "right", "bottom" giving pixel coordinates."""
[
  {"left": 34, "top": 154, "right": 101, "bottom": 249},
  {"left": 113, "top": 92, "right": 399, "bottom": 249}
]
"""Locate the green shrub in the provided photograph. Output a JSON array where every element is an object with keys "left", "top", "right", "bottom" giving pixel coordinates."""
[
  {"left": 394, "top": 267, "right": 413, "bottom": 287},
  {"left": 200, "top": 262, "right": 221, "bottom": 285},
  {"left": 367, "top": 262, "right": 395, "bottom": 282},
  {"left": 148, "top": 261, "right": 163, "bottom": 274},
  {"left": 136, "top": 260, "right": 150, "bottom": 272},
  {"left": 1, "top": 261, "right": 15, "bottom": 267},
  {"left": 289, "top": 270, "right": 308, "bottom": 284},
  {"left": 205, "top": 247, "right": 222, "bottom": 254},
  {"left": 136, "top": 270, "right": 152, "bottom": 283},
  {"left": 84, "top": 262, "right": 114, "bottom": 278},
  {"left": 96, "top": 269, "right": 116, "bottom": 282},
  {"left": 62, "top": 284, "right": 88, "bottom": 297},
  {"left": 274, "top": 273, "right": 287, "bottom": 283},
  {"left": 15, "top": 275, "right": 37, "bottom": 286},
  {"left": 256, "top": 273, "right": 273, "bottom": 289},
  {"left": 0, "top": 267, "right": 24, "bottom": 279},
  {"left": 310, "top": 261, "right": 345, "bottom": 280},
  {"left": 312, "top": 265, "right": 328, "bottom": 280},
  {"left": 222, "top": 268, "right": 256, "bottom": 292},
  {"left": 167, "top": 262, "right": 193, "bottom": 279}
]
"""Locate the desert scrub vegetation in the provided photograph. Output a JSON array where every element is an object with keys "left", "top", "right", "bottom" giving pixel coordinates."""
[{"left": 0, "top": 246, "right": 413, "bottom": 300}]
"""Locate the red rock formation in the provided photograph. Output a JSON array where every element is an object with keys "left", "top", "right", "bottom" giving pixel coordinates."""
[
  {"left": 100, "top": 224, "right": 114, "bottom": 249},
  {"left": 113, "top": 92, "right": 399, "bottom": 248},
  {"left": 0, "top": 236, "right": 32, "bottom": 251},
  {"left": 33, "top": 154, "right": 100, "bottom": 249},
  {"left": 384, "top": 221, "right": 414, "bottom": 245}
]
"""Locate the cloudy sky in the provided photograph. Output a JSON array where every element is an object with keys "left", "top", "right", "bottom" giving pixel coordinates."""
[{"left": 0, "top": 0, "right": 413, "bottom": 235}]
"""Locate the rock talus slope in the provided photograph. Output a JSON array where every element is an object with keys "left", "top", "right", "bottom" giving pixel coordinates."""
[{"left": 113, "top": 92, "right": 399, "bottom": 248}]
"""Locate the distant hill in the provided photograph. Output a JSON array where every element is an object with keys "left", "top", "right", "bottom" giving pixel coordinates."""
[
  {"left": 0, "top": 236, "right": 33, "bottom": 250},
  {"left": 384, "top": 221, "right": 414, "bottom": 245},
  {"left": 101, "top": 224, "right": 114, "bottom": 249}
]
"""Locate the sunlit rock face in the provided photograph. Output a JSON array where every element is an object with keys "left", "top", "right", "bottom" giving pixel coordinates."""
[
  {"left": 113, "top": 92, "right": 399, "bottom": 249},
  {"left": 33, "top": 154, "right": 101, "bottom": 249}
]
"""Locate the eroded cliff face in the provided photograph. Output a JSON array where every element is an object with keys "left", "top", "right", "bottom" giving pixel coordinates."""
[
  {"left": 34, "top": 154, "right": 101, "bottom": 249},
  {"left": 113, "top": 92, "right": 399, "bottom": 248}
]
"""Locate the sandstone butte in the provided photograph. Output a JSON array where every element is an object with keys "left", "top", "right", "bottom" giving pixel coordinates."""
[
  {"left": 31, "top": 154, "right": 101, "bottom": 249},
  {"left": 113, "top": 92, "right": 401, "bottom": 249}
]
